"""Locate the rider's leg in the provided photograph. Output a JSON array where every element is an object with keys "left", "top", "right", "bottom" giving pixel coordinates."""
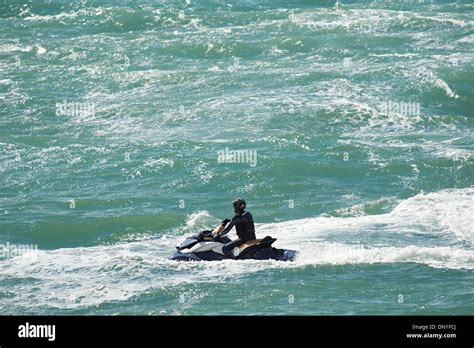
[{"left": 222, "top": 239, "right": 243, "bottom": 259}]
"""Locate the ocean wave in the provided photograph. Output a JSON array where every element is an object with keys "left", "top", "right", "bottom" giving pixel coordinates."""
[
  {"left": 296, "top": 243, "right": 474, "bottom": 270},
  {"left": 0, "top": 188, "right": 472, "bottom": 313}
]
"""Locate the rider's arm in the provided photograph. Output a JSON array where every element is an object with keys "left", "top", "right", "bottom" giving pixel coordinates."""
[
  {"left": 217, "top": 214, "right": 244, "bottom": 236},
  {"left": 212, "top": 217, "right": 233, "bottom": 236},
  {"left": 212, "top": 224, "right": 225, "bottom": 235},
  {"left": 217, "top": 220, "right": 235, "bottom": 236}
]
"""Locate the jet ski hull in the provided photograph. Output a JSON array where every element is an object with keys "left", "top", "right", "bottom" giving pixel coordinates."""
[
  {"left": 170, "top": 246, "right": 298, "bottom": 261},
  {"left": 170, "top": 231, "right": 298, "bottom": 262},
  {"left": 170, "top": 250, "right": 226, "bottom": 262}
]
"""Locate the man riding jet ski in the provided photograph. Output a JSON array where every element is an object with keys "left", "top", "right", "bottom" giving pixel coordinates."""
[
  {"left": 170, "top": 199, "right": 298, "bottom": 261},
  {"left": 215, "top": 198, "right": 256, "bottom": 258}
]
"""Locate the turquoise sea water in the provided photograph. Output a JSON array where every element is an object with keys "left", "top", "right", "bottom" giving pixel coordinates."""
[{"left": 0, "top": 0, "right": 473, "bottom": 315}]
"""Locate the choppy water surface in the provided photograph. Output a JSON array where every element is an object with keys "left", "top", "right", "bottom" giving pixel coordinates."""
[{"left": 0, "top": 0, "right": 473, "bottom": 314}]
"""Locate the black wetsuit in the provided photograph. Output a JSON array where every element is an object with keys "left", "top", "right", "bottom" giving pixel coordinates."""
[{"left": 220, "top": 211, "right": 256, "bottom": 258}]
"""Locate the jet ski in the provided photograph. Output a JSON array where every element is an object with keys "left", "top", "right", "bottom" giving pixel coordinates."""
[{"left": 170, "top": 230, "right": 298, "bottom": 261}]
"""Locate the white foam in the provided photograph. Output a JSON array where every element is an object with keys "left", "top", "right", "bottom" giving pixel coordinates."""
[
  {"left": 294, "top": 243, "right": 474, "bottom": 270},
  {"left": 0, "top": 44, "right": 33, "bottom": 53},
  {"left": 458, "top": 34, "right": 474, "bottom": 43},
  {"left": 0, "top": 185, "right": 472, "bottom": 311},
  {"left": 268, "top": 188, "right": 474, "bottom": 246},
  {"left": 35, "top": 45, "right": 47, "bottom": 55},
  {"left": 411, "top": 14, "right": 471, "bottom": 29},
  {"left": 433, "top": 148, "right": 473, "bottom": 161},
  {"left": 0, "top": 79, "right": 13, "bottom": 85},
  {"left": 390, "top": 188, "right": 474, "bottom": 243},
  {"left": 433, "top": 76, "right": 459, "bottom": 99}
]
